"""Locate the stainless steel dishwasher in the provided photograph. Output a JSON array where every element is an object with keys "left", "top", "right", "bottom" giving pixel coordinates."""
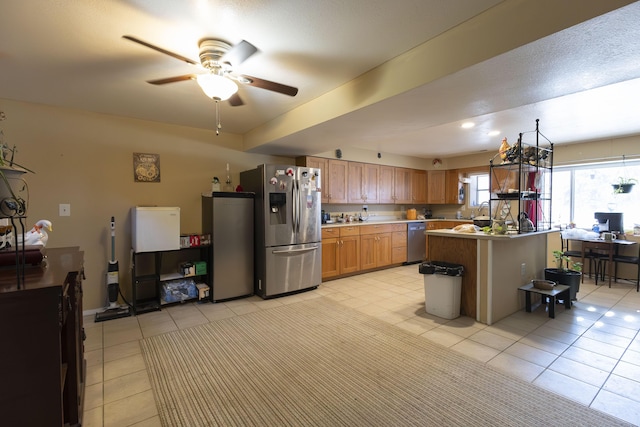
[{"left": 407, "top": 222, "right": 426, "bottom": 264}]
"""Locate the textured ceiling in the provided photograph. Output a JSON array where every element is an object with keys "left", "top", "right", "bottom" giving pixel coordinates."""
[{"left": 1, "top": 0, "right": 639, "bottom": 159}]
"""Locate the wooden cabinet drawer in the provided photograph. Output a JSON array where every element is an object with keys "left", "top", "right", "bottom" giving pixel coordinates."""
[
  {"left": 322, "top": 227, "right": 340, "bottom": 239},
  {"left": 390, "top": 223, "right": 406, "bottom": 232},
  {"left": 360, "top": 224, "right": 394, "bottom": 235},
  {"left": 340, "top": 226, "right": 360, "bottom": 237}
]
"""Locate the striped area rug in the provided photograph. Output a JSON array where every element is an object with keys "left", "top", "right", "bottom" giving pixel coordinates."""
[{"left": 140, "top": 297, "right": 631, "bottom": 426}]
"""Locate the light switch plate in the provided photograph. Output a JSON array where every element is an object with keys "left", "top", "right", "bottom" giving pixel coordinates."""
[{"left": 59, "top": 204, "right": 71, "bottom": 216}]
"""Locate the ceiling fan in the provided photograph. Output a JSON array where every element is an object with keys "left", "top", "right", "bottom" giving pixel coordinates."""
[{"left": 122, "top": 35, "right": 298, "bottom": 107}]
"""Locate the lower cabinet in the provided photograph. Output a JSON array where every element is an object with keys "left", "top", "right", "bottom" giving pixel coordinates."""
[
  {"left": 360, "top": 224, "right": 393, "bottom": 270},
  {"left": 391, "top": 224, "right": 408, "bottom": 264},
  {"left": 321, "top": 226, "right": 360, "bottom": 280},
  {"left": 322, "top": 223, "right": 409, "bottom": 279}
]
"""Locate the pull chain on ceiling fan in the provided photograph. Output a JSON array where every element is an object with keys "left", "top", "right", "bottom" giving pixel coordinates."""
[{"left": 122, "top": 35, "right": 298, "bottom": 134}]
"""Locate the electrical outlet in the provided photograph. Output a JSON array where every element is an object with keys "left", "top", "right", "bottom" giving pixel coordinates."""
[
  {"left": 59, "top": 203, "right": 71, "bottom": 216},
  {"left": 521, "top": 263, "right": 526, "bottom": 277}
]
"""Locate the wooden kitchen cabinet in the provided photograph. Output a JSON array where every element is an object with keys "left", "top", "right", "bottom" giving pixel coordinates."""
[
  {"left": 360, "top": 224, "right": 393, "bottom": 270},
  {"left": 379, "top": 165, "right": 396, "bottom": 204},
  {"left": 445, "top": 169, "right": 465, "bottom": 204},
  {"left": 339, "top": 226, "right": 361, "bottom": 274},
  {"left": 427, "top": 170, "right": 446, "bottom": 204},
  {"left": 411, "top": 169, "right": 427, "bottom": 204},
  {"left": 327, "top": 159, "right": 348, "bottom": 203},
  {"left": 347, "top": 162, "right": 379, "bottom": 204},
  {"left": 394, "top": 167, "right": 413, "bottom": 204},
  {"left": 296, "top": 156, "right": 348, "bottom": 204},
  {"left": 379, "top": 166, "right": 413, "bottom": 204},
  {"left": 296, "top": 156, "right": 329, "bottom": 203},
  {"left": 391, "top": 223, "right": 408, "bottom": 264},
  {"left": 321, "top": 226, "right": 360, "bottom": 279},
  {"left": 321, "top": 227, "right": 340, "bottom": 279}
]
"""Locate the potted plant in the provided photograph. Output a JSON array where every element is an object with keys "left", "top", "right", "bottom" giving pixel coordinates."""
[
  {"left": 0, "top": 142, "right": 33, "bottom": 218},
  {"left": 544, "top": 250, "right": 582, "bottom": 301},
  {"left": 612, "top": 177, "right": 637, "bottom": 194}
]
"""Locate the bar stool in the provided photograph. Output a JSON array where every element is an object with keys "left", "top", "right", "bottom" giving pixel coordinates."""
[{"left": 612, "top": 246, "right": 640, "bottom": 291}]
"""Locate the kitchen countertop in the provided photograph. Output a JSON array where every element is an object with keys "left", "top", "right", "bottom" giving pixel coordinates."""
[
  {"left": 321, "top": 219, "right": 473, "bottom": 228},
  {"left": 425, "top": 228, "right": 555, "bottom": 239}
]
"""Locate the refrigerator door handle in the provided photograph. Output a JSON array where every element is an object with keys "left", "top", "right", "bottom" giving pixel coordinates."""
[
  {"left": 272, "top": 246, "right": 319, "bottom": 255},
  {"left": 293, "top": 178, "right": 300, "bottom": 233}
]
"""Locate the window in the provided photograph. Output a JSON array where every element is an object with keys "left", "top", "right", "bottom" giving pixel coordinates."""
[
  {"left": 553, "top": 160, "right": 640, "bottom": 231},
  {"left": 468, "top": 173, "right": 490, "bottom": 207}
]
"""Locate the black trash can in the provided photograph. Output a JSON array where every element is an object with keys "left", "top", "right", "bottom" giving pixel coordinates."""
[{"left": 419, "top": 261, "right": 464, "bottom": 319}]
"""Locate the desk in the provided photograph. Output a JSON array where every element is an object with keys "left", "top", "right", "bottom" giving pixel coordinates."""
[{"left": 572, "top": 239, "right": 637, "bottom": 287}]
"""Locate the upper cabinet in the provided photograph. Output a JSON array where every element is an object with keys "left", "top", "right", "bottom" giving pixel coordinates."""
[
  {"left": 379, "top": 165, "right": 396, "bottom": 204},
  {"left": 347, "top": 162, "right": 379, "bottom": 204},
  {"left": 297, "top": 157, "right": 347, "bottom": 203},
  {"left": 411, "top": 169, "right": 427, "bottom": 204},
  {"left": 297, "top": 156, "right": 328, "bottom": 203},
  {"left": 427, "top": 170, "right": 446, "bottom": 204},
  {"left": 299, "top": 156, "right": 463, "bottom": 206},
  {"left": 327, "top": 159, "right": 348, "bottom": 203},
  {"left": 393, "top": 167, "right": 413, "bottom": 204},
  {"left": 379, "top": 166, "right": 413, "bottom": 204},
  {"left": 445, "top": 169, "right": 464, "bottom": 205},
  {"left": 428, "top": 169, "right": 465, "bottom": 205}
]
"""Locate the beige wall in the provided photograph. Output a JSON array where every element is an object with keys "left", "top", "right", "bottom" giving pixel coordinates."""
[
  {"left": 3, "top": 97, "right": 640, "bottom": 311},
  {"left": 1, "top": 99, "right": 291, "bottom": 311}
]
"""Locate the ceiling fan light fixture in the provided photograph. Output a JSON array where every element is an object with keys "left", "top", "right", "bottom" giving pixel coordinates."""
[{"left": 196, "top": 73, "right": 238, "bottom": 101}]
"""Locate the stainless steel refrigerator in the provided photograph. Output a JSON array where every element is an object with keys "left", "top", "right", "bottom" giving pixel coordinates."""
[
  {"left": 240, "top": 164, "right": 322, "bottom": 298},
  {"left": 201, "top": 192, "right": 254, "bottom": 302}
]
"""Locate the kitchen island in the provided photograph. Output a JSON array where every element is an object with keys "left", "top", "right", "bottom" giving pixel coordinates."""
[{"left": 426, "top": 228, "right": 552, "bottom": 325}]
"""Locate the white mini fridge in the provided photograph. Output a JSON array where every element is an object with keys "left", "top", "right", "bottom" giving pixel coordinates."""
[{"left": 131, "top": 206, "right": 181, "bottom": 252}]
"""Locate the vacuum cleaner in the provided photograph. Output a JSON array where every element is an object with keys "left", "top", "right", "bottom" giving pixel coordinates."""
[{"left": 95, "top": 216, "right": 132, "bottom": 322}]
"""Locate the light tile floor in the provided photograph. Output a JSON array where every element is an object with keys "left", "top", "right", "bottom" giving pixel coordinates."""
[{"left": 83, "top": 265, "right": 640, "bottom": 426}]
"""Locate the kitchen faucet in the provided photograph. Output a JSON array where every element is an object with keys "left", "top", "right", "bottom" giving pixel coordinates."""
[{"left": 473, "top": 201, "right": 490, "bottom": 218}]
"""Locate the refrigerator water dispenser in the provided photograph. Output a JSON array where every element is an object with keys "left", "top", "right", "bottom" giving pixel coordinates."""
[{"left": 269, "top": 193, "right": 287, "bottom": 225}]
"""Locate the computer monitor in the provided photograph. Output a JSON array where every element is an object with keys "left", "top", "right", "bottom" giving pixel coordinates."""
[{"left": 594, "top": 212, "right": 623, "bottom": 232}]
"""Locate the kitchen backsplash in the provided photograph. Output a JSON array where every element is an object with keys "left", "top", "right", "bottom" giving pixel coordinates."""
[{"left": 322, "top": 204, "right": 477, "bottom": 221}]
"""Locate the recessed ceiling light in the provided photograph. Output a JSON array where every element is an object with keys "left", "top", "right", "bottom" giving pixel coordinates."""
[
  {"left": 488, "top": 130, "right": 500, "bottom": 137},
  {"left": 461, "top": 122, "right": 475, "bottom": 129}
]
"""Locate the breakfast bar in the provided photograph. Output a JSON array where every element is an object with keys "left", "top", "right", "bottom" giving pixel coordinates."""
[{"left": 426, "top": 228, "right": 552, "bottom": 325}]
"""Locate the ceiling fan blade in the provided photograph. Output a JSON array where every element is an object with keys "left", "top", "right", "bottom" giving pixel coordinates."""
[
  {"left": 147, "top": 74, "right": 197, "bottom": 85},
  {"left": 239, "top": 75, "right": 298, "bottom": 97},
  {"left": 221, "top": 40, "right": 258, "bottom": 66},
  {"left": 228, "top": 93, "right": 244, "bottom": 106},
  {"left": 123, "top": 35, "right": 199, "bottom": 66}
]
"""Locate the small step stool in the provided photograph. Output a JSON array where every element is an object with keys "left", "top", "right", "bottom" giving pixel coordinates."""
[{"left": 518, "top": 283, "right": 571, "bottom": 319}]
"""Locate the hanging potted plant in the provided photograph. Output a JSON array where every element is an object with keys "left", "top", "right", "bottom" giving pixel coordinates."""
[
  {"left": 612, "top": 155, "right": 637, "bottom": 194},
  {"left": 544, "top": 250, "right": 582, "bottom": 302},
  {"left": 612, "top": 177, "right": 637, "bottom": 194}
]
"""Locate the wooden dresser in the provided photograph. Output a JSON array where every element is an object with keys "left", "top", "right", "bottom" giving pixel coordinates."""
[{"left": 0, "top": 247, "right": 85, "bottom": 426}]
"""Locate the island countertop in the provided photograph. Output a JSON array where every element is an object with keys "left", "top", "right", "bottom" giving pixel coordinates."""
[{"left": 425, "top": 228, "right": 556, "bottom": 240}]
